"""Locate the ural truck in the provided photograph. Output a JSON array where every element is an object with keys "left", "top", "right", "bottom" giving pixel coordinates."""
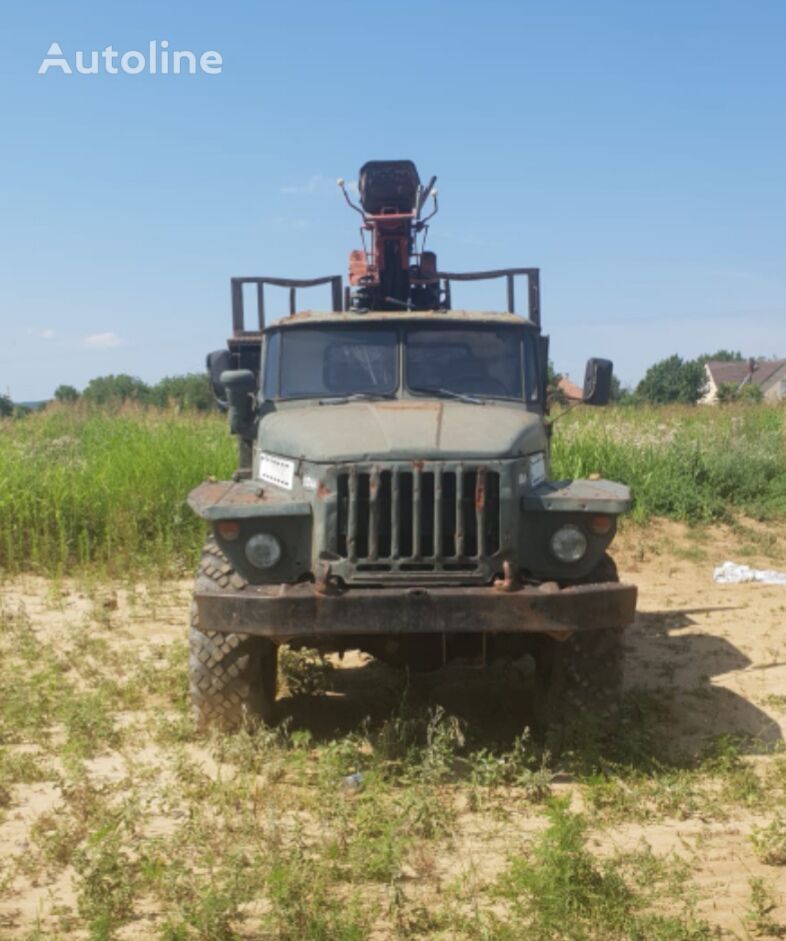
[{"left": 188, "top": 160, "right": 637, "bottom": 733}]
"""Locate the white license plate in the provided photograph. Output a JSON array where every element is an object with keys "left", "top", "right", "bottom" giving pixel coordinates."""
[{"left": 258, "top": 453, "right": 295, "bottom": 490}]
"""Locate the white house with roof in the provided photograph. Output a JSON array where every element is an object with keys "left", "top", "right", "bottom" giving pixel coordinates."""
[{"left": 701, "top": 358, "right": 786, "bottom": 404}]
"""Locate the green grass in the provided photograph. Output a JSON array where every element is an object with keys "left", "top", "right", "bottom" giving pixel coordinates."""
[
  {"left": 496, "top": 799, "right": 712, "bottom": 940},
  {"left": 751, "top": 813, "right": 786, "bottom": 866},
  {"left": 0, "top": 403, "right": 234, "bottom": 575},
  {"left": 552, "top": 402, "right": 786, "bottom": 523},
  {"left": 1, "top": 401, "right": 784, "bottom": 575}
]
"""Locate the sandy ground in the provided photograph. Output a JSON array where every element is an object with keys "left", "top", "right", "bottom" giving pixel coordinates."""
[{"left": 1, "top": 520, "right": 785, "bottom": 938}]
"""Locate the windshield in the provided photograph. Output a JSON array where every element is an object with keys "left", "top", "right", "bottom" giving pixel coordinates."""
[
  {"left": 264, "top": 321, "right": 535, "bottom": 402},
  {"left": 406, "top": 324, "right": 523, "bottom": 399},
  {"left": 267, "top": 325, "right": 398, "bottom": 399}
]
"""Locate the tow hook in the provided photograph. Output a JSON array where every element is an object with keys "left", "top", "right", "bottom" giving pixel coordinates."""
[
  {"left": 494, "top": 560, "right": 520, "bottom": 592},
  {"left": 314, "top": 561, "right": 341, "bottom": 596}
]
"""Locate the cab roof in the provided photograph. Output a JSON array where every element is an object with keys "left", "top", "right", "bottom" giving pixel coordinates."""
[{"left": 265, "top": 309, "right": 537, "bottom": 330}]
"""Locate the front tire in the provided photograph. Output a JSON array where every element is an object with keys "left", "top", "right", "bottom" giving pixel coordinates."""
[
  {"left": 189, "top": 538, "right": 278, "bottom": 730},
  {"left": 532, "top": 554, "right": 625, "bottom": 747}
]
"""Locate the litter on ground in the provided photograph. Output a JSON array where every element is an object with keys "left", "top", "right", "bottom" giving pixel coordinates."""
[{"left": 713, "top": 561, "right": 786, "bottom": 586}]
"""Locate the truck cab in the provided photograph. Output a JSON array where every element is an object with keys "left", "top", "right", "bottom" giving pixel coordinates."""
[{"left": 187, "top": 162, "right": 636, "bottom": 738}]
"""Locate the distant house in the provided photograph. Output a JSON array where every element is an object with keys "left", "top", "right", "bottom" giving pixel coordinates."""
[
  {"left": 701, "top": 359, "right": 786, "bottom": 404},
  {"left": 557, "top": 375, "right": 583, "bottom": 401}
]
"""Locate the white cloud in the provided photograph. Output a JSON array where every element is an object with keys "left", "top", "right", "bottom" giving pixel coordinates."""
[
  {"left": 280, "top": 174, "right": 325, "bottom": 195},
  {"left": 27, "top": 327, "right": 55, "bottom": 339},
  {"left": 280, "top": 175, "right": 358, "bottom": 196},
  {"left": 83, "top": 332, "right": 125, "bottom": 349}
]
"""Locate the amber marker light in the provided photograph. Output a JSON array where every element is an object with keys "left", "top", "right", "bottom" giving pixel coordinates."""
[
  {"left": 216, "top": 521, "right": 240, "bottom": 541},
  {"left": 589, "top": 515, "right": 613, "bottom": 535}
]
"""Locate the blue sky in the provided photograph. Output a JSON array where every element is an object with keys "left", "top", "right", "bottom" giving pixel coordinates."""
[{"left": 1, "top": 0, "right": 785, "bottom": 400}]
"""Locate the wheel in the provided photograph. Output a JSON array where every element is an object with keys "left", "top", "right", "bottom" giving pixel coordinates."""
[
  {"left": 189, "top": 537, "right": 278, "bottom": 730},
  {"left": 532, "top": 554, "right": 625, "bottom": 747}
]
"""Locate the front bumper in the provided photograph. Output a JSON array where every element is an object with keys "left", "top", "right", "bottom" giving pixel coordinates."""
[{"left": 194, "top": 580, "right": 637, "bottom": 643}]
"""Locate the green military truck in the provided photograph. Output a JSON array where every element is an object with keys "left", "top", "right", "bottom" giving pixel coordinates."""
[{"left": 187, "top": 161, "right": 636, "bottom": 733}]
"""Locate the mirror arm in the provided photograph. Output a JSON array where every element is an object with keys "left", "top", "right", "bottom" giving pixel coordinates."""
[{"left": 545, "top": 396, "right": 584, "bottom": 429}]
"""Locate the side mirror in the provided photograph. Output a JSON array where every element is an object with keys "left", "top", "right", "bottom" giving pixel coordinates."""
[
  {"left": 207, "top": 350, "right": 232, "bottom": 410},
  {"left": 221, "top": 369, "right": 257, "bottom": 436},
  {"left": 582, "top": 358, "right": 613, "bottom": 406}
]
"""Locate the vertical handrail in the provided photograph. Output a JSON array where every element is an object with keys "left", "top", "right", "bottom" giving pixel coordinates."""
[
  {"left": 528, "top": 270, "right": 541, "bottom": 326},
  {"left": 256, "top": 283, "right": 265, "bottom": 330},
  {"left": 231, "top": 280, "right": 244, "bottom": 334}
]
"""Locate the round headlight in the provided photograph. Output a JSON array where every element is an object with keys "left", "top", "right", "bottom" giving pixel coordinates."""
[
  {"left": 245, "top": 533, "right": 282, "bottom": 569},
  {"left": 549, "top": 524, "right": 588, "bottom": 563}
]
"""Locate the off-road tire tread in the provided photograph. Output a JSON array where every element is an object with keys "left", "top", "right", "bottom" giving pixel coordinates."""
[{"left": 189, "top": 537, "right": 277, "bottom": 729}]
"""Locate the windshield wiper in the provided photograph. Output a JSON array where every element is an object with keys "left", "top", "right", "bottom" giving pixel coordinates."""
[
  {"left": 318, "top": 392, "right": 397, "bottom": 405},
  {"left": 408, "top": 386, "right": 486, "bottom": 405}
]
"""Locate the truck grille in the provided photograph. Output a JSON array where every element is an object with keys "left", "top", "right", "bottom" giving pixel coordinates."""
[{"left": 334, "top": 465, "right": 500, "bottom": 570}]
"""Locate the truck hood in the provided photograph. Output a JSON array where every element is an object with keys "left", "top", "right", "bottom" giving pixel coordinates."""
[{"left": 259, "top": 400, "right": 547, "bottom": 462}]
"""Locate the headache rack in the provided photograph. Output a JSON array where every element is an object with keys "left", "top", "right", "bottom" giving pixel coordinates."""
[
  {"left": 228, "top": 268, "right": 539, "bottom": 333},
  {"left": 223, "top": 268, "right": 540, "bottom": 378}
]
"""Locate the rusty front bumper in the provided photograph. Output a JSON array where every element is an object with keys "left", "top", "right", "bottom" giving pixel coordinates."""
[{"left": 194, "top": 581, "right": 637, "bottom": 643}]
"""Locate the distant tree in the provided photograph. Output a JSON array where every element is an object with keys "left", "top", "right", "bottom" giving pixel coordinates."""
[
  {"left": 54, "top": 384, "right": 80, "bottom": 403},
  {"left": 697, "top": 349, "right": 743, "bottom": 364},
  {"left": 12, "top": 404, "right": 31, "bottom": 419},
  {"left": 82, "top": 374, "right": 150, "bottom": 406},
  {"left": 149, "top": 373, "right": 214, "bottom": 411},
  {"left": 0, "top": 394, "right": 12, "bottom": 417},
  {"left": 546, "top": 360, "right": 566, "bottom": 403},
  {"left": 609, "top": 377, "right": 637, "bottom": 404},
  {"left": 635, "top": 355, "right": 706, "bottom": 405},
  {"left": 609, "top": 374, "right": 623, "bottom": 402}
]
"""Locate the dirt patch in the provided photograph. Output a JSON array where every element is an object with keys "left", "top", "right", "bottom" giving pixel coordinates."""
[{"left": 1, "top": 523, "right": 785, "bottom": 938}]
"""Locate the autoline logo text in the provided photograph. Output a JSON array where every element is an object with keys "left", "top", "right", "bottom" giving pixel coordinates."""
[{"left": 38, "top": 41, "right": 223, "bottom": 76}]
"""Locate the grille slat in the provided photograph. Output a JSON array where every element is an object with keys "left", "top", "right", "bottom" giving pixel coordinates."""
[
  {"left": 412, "top": 469, "right": 422, "bottom": 558},
  {"left": 476, "top": 467, "right": 486, "bottom": 558},
  {"left": 347, "top": 466, "right": 358, "bottom": 561},
  {"left": 336, "top": 463, "right": 500, "bottom": 571},
  {"left": 433, "top": 467, "right": 443, "bottom": 560},
  {"left": 455, "top": 471, "right": 465, "bottom": 557},
  {"left": 391, "top": 468, "right": 400, "bottom": 558},
  {"left": 368, "top": 467, "right": 380, "bottom": 561}
]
